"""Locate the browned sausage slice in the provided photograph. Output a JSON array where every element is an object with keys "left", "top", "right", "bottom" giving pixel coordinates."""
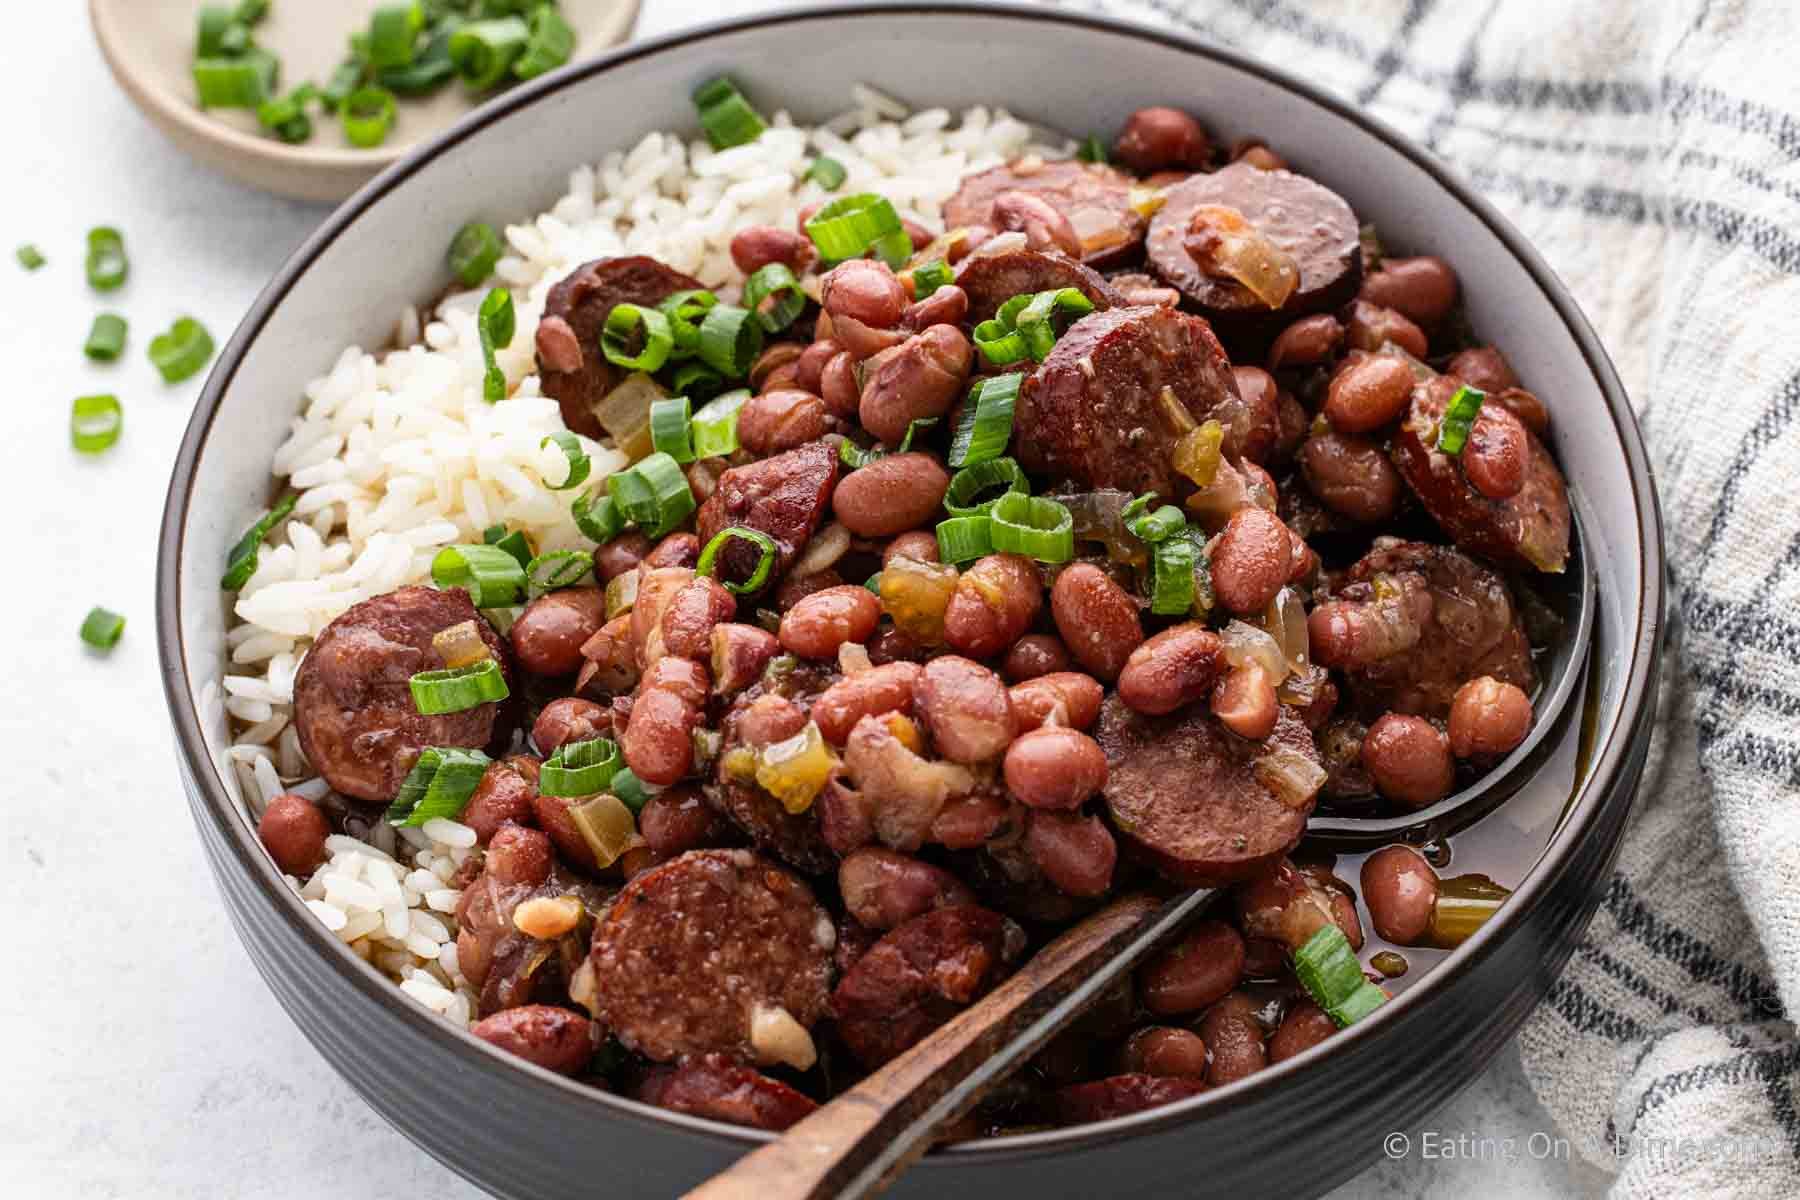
[
  {"left": 695, "top": 439, "right": 839, "bottom": 591},
  {"left": 633, "top": 1054, "right": 819, "bottom": 1131},
  {"left": 587, "top": 849, "right": 834, "bottom": 1063},
  {"left": 1147, "top": 163, "right": 1362, "bottom": 326},
  {"left": 1097, "top": 698, "right": 1319, "bottom": 885},
  {"left": 944, "top": 159, "right": 1147, "bottom": 269},
  {"left": 1391, "top": 375, "right": 1571, "bottom": 573},
  {"left": 536, "top": 256, "right": 706, "bottom": 439},
  {"left": 292, "top": 586, "right": 511, "bottom": 803},
  {"left": 1016, "top": 305, "right": 1243, "bottom": 497},
  {"left": 954, "top": 248, "right": 1124, "bottom": 324},
  {"left": 831, "top": 904, "right": 1025, "bottom": 1069},
  {"left": 1053, "top": 1074, "right": 1209, "bottom": 1124}
]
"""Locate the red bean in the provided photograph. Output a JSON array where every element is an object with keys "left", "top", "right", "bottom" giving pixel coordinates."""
[
  {"left": 1003, "top": 633, "right": 1070, "bottom": 682},
  {"left": 1199, "top": 992, "right": 1267, "bottom": 1086},
  {"left": 1211, "top": 663, "right": 1278, "bottom": 739},
  {"left": 735, "top": 692, "right": 808, "bottom": 748},
  {"left": 736, "top": 389, "right": 832, "bottom": 456},
  {"left": 1448, "top": 676, "right": 1533, "bottom": 759},
  {"left": 660, "top": 577, "right": 737, "bottom": 661},
  {"left": 833, "top": 452, "right": 951, "bottom": 537},
  {"left": 858, "top": 325, "right": 972, "bottom": 445},
  {"left": 1024, "top": 809, "right": 1117, "bottom": 898},
  {"left": 462, "top": 757, "right": 539, "bottom": 843},
  {"left": 531, "top": 792, "right": 600, "bottom": 874},
  {"left": 774, "top": 569, "right": 843, "bottom": 613},
  {"left": 901, "top": 283, "right": 968, "bottom": 331},
  {"left": 796, "top": 339, "right": 841, "bottom": 395},
  {"left": 1113, "top": 106, "right": 1211, "bottom": 172},
  {"left": 470, "top": 1005, "right": 594, "bottom": 1076},
  {"left": 820, "top": 258, "right": 906, "bottom": 328},
  {"left": 730, "top": 225, "right": 815, "bottom": 276},
  {"left": 1121, "top": 1027, "right": 1210, "bottom": 1078},
  {"left": 594, "top": 532, "right": 651, "bottom": 583},
  {"left": 915, "top": 656, "right": 1014, "bottom": 764},
  {"left": 709, "top": 622, "right": 780, "bottom": 696},
  {"left": 1267, "top": 314, "right": 1343, "bottom": 370},
  {"left": 1138, "top": 920, "right": 1246, "bottom": 1015},
  {"left": 511, "top": 587, "right": 604, "bottom": 677},
  {"left": 1299, "top": 432, "right": 1403, "bottom": 524},
  {"left": 838, "top": 847, "right": 976, "bottom": 930},
  {"left": 1211, "top": 509, "right": 1294, "bottom": 615},
  {"left": 1359, "top": 255, "right": 1459, "bottom": 328},
  {"left": 943, "top": 553, "right": 1043, "bottom": 659},
  {"left": 645, "top": 533, "right": 700, "bottom": 570},
  {"left": 991, "top": 190, "right": 1082, "bottom": 258},
  {"left": 1361, "top": 714, "right": 1455, "bottom": 809},
  {"left": 749, "top": 342, "right": 805, "bottom": 393},
  {"left": 485, "top": 823, "right": 553, "bottom": 886},
  {"left": 1344, "top": 300, "right": 1428, "bottom": 358},
  {"left": 1360, "top": 844, "right": 1441, "bottom": 945},
  {"left": 1009, "top": 671, "right": 1104, "bottom": 735},
  {"left": 883, "top": 530, "right": 941, "bottom": 567},
  {"left": 812, "top": 662, "right": 923, "bottom": 744},
  {"left": 778, "top": 585, "right": 882, "bottom": 659},
  {"left": 1462, "top": 406, "right": 1528, "bottom": 500},
  {"left": 532, "top": 696, "right": 611, "bottom": 757},
  {"left": 819, "top": 349, "right": 860, "bottom": 419},
  {"left": 258, "top": 793, "right": 330, "bottom": 876},
  {"left": 637, "top": 786, "right": 724, "bottom": 857},
  {"left": 1117, "top": 622, "right": 1224, "bottom": 716},
  {"left": 1268, "top": 1002, "right": 1337, "bottom": 1063},
  {"left": 1492, "top": 387, "right": 1550, "bottom": 436},
  {"left": 1004, "top": 726, "right": 1108, "bottom": 810},
  {"left": 1325, "top": 353, "right": 1414, "bottom": 433},
  {"left": 622, "top": 656, "right": 708, "bottom": 787},
  {"left": 1447, "top": 345, "right": 1519, "bottom": 394},
  {"left": 929, "top": 790, "right": 1010, "bottom": 849},
  {"left": 760, "top": 362, "right": 802, "bottom": 398},
  {"left": 1050, "top": 563, "right": 1144, "bottom": 682},
  {"left": 1233, "top": 141, "right": 1287, "bottom": 171}
]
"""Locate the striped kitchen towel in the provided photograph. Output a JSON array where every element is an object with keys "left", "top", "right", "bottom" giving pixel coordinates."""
[{"left": 1048, "top": 0, "right": 1800, "bottom": 1195}]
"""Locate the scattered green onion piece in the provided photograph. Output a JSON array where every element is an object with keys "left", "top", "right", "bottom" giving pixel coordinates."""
[
  {"left": 609, "top": 766, "right": 651, "bottom": 814},
  {"left": 540, "top": 430, "right": 590, "bottom": 489},
  {"left": 409, "top": 659, "right": 509, "bottom": 715},
  {"left": 971, "top": 316, "right": 1029, "bottom": 365},
  {"left": 448, "top": 221, "right": 502, "bottom": 286},
  {"left": 696, "top": 304, "right": 763, "bottom": 378},
  {"left": 806, "top": 155, "right": 847, "bottom": 190},
  {"left": 689, "top": 388, "right": 749, "bottom": 459},
  {"left": 71, "top": 395, "right": 123, "bottom": 454},
  {"left": 478, "top": 287, "right": 515, "bottom": 402},
  {"left": 1014, "top": 287, "right": 1096, "bottom": 360},
  {"left": 1435, "top": 384, "right": 1486, "bottom": 456},
  {"left": 448, "top": 17, "right": 529, "bottom": 90},
  {"left": 84, "top": 314, "right": 128, "bottom": 362},
  {"left": 1127, "top": 498, "right": 1186, "bottom": 544},
  {"left": 85, "top": 227, "right": 128, "bottom": 292},
  {"left": 220, "top": 493, "right": 297, "bottom": 590},
  {"left": 693, "top": 76, "right": 767, "bottom": 149},
  {"left": 987, "top": 492, "right": 1074, "bottom": 563},
  {"left": 1150, "top": 534, "right": 1198, "bottom": 615},
  {"left": 911, "top": 258, "right": 952, "bottom": 299},
  {"left": 895, "top": 417, "right": 936, "bottom": 453},
  {"left": 513, "top": 4, "right": 575, "bottom": 79},
  {"left": 80, "top": 607, "right": 126, "bottom": 651},
  {"left": 1077, "top": 134, "right": 1108, "bottom": 164},
  {"left": 257, "top": 84, "right": 317, "bottom": 143},
  {"left": 539, "top": 737, "right": 624, "bottom": 798},
  {"left": 742, "top": 262, "right": 806, "bottom": 333},
  {"left": 148, "top": 317, "right": 215, "bottom": 384},
  {"left": 219, "top": 24, "right": 252, "bottom": 56},
  {"left": 379, "top": 32, "right": 458, "bottom": 97},
  {"left": 671, "top": 360, "right": 726, "bottom": 402},
  {"left": 864, "top": 573, "right": 882, "bottom": 595},
  {"left": 947, "top": 373, "right": 1019, "bottom": 468},
  {"left": 658, "top": 288, "right": 719, "bottom": 353},
  {"left": 572, "top": 491, "right": 625, "bottom": 543},
  {"left": 16, "top": 244, "right": 45, "bottom": 271},
  {"left": 804, "top": 192, "right": 909, "bottom": 267},
  {"left": 384, "top": 746, "right": 492, "bottom": 827},
  {"left": 607, "top": 451, "right": 694, "bottom": 538},
  {"left": 235, "top": 0, "right": 270, "bottom": 25},
  {"left": 649, "top": 396, "right": 695, "bottom": 463},
  {"left": 342, "top": 85, "right": 398, "bottom": 147},
  {"left": 320, "top": 58, "right": 365, "bottom": 111},
  {"left": 482, "top": 524, "right": 532, "bottom": 569},
  {"left": 526, "top": 548, "right": 594, "bottom": 594},
  {"left": 197, "top": 6, "right": 235, "bottom": 57},
  {"left": 193, "top": 52, "right": 278, "bottom": 109},
  {"left": 431, "top": 543, "right": 527, "bottom": 607},
  {"left": 838, "top": 439, "right": 877, "bottom": 470},
  {"left": 696, "top": 526, "right": 779, "bottom": 596},
  {"left": 942, "top": 456, "right": 1028, "bottom": 518},
  {"left": 600, "top": 303, "right": 675, "bottom": 373},
  {"left": 935, "top": 515, "right": 993, "bottom": 563},
  {"left": 1293, "top": 924, "right": 1388, "bottom": 1029},
  {"left": 369, "top": 3, "right": 426, "bottom": 69}
]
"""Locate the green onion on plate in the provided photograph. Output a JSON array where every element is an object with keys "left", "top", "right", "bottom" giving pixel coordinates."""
[
  {"left": 513, "top": 5, "right": 575, "bottom": 80},
  {"left": 16, "top": 244, "right": 45, "bottom": 271},
  {"left": 449, "top": 17, "right": 529, "bottom": 91},
  {"left": 80, "top": 607, "right": 126, "bottom": 651},
  {"left": 342, "top": 85, "right": 398, "bottom": 147},
  {"left": 85, "top": 227, "right": 128, "bottom": 292},
  {"left": 148, "top": 317, "right": 216, "bottom": 384},
  {"left": 84, "top": 314, "right": 128, "bottom": 363},
  {"left": 71, "top": 395, "right": 123, "bottom": 454}
]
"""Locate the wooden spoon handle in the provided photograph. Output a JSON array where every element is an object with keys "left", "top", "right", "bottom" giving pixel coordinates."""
[{"left": 683, "top": 887, "right": 1214, "bottom": 1200}]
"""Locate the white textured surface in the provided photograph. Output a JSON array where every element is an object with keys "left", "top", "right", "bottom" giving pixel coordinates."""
[{"left": 0, "top": 3, "right": 1602, "bottom": 1196}]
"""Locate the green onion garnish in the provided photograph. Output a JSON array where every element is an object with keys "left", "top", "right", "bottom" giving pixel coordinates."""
[
  {"left": 513, "top": 5, "right": 575, "bottom": 80},
  {"left": 256, "top": 84, "right": 316, "bottom": 143},
  {"left": 369, "top": 3, "right": 426, "bottom": 69},
  {"left": 690, "top": 388, "right": 749, "bottom": 459},
  {"left": 482, "top": 524, "right": 532, "bottom": 569},
  {"left": 80, "top": 606, "right": 126, "bottom": 651},
  {"left": 540, "top": 430, "right": 589, "bottom": 489},
  {"left": 658, "top": 288, "right": 718, "bottom": 353},
  {"left": 943, "top": 456, "right": 1028, "bottom": 518},
  {"left": 911, "top": 258, "right": 953, "bottom": 300},
  {"left": 1015, "top": 287, "right": 1096, "bottom": 360},
  {"left": 649, "top": 395, "right": 695, "bottom": 463},
  {"left": 742, "top": 262, "right": 806, "bottom": 333},
  {"left": 1123, "top": 493, "right": 1186, "bottom": 544},
  {"left": 806, "top": 155, "right": 848, "bottom": 190},
  {"left": 342, "top": 85, "right": 398, "bottom": 147},
  {"left": 320, "top": 58, "right": 365, "bottom": 111},
  {"left": 193, "top": 52, "right": 279, "bottom": 109},
  {"left": 610, "top": 766, "right": 651, "bottom": 814},
  {"left": 935, "top": 515, "right": 993, "bottom": 564},
  {"left": 197, "top": 6, "right": 235, "bottom": 57},
  {"left": 696, "top": 304, "right": 763, "bottom": 378},
  {"left": 693, "top": 75, "right": 767, "bottom": 149},
  {"left": 449, "top": 17, "right": 529, "bottom": 90},
  {"left": 572, "top": 491, "right": 625, "bottom": 543},
  {"left": 671, "top": 360, "right": 726, "bottom": 402},
  {"left": 378, "top": 31, "right": 458, "bottom": 97},
  {"left": 540, "top": 737, "right": 624, "bottom": 798},
  {"left": 71, "top": 395, "right": 123, "bottom": 454},
  {"left": 972, "top": 294, "right": 1032, "bottom": 366},
  {"left": 1149, "top": 533, "right": 1198, "bottom": 615},
  {"left": 1293, "top": 924, "right": 1388, "bottom": 1029},
  {"left": 384, "top": 746, "right": 492, "bottom": 827},
  {"left": 697, "top": 526, "right": 779, "bottom": 596},
  {"left": 409, "top": 658, "right": 508, "bottom": 715},
  {"left": 1435, "top": 384, "right": 1485, "bottom": 456},
  {"left": 804, "top": 192, "right": 909, "bottom": 268},
  {"left": 948, "top": 373, "right": 1020, "bottom": 468},
  {"left": 84, "top": 314, "right": 129, "bottom": 362},
  {"left": 221, "top": 492, "right": 297, "bottom": 591},
  {"left": 600, "top": 303, "right": 675, "bottom": 373},
  {"left": 527, "top": 548, "right": 593, "bottom": 594},
  {"left": 431, "top": 542, "right": 527, "bottom": 607},
  {"left": 448, "top": 221, "right": 503, "bottom": 287},
  {"left": 478, "top": 286, "right": 515, "bottom": 402},
  {"left": 607, "top": 451, "right": 695, "bottom": 539},
  {"left": 235, "top": 0, "right": 270, "bottom": 25},
  {"left": 1077, "top": 134, "right": 1108, "bottom": 164},
  {"left": 85, "top": 227, "right": 128, "bottom": 292},
  {"left": 16, "top": 244, "right": 45, "bottom": 271},
  {"left": 988, "top": 491, "right": 1074, "bottom": 563},
  {"left": 220, "top": 24, "right": 252, "bottom": 56},
  {"left": 842, "top": 416, "right": 935, "bottom": 469},
  {"left": 864, "top": 573, "right": 883, "bottom": 595},
  {"left": 148, "top": 317, "right": 216, "bottom": 384}
]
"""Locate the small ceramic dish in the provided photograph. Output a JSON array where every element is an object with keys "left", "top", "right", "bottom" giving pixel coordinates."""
[{"left": 90, "top": 0, "right": 639, "bottom": 203}]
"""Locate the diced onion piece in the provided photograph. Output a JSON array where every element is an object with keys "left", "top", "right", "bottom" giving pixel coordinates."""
[
  {"left": 878, "top": 556, "right": 960, "bottom": 645},
  {"left": 1221, "top": 619, "right": 1288, "bottom": 682},
  {"left": 1263, "top": 587, "right": 1310, "bottom": 674},
  {"left": 755, "top": 722, "right": 838, "bottom": 815},
  {"left": 1184, "top": 459, "right": 1252, "bottom": 531},
  {"left": 838, "top": 641, "right": 873, "bottom": 676},
  {"left": 1254, "top": 745, "right": 1327, "bottom": 810},
  {"left": 432, "top": 620, "right": 491, "bottom": 669},
  {"left": 568, "top": 794, "right": 636, "bottom": 868},
  {"left": 513, "top": 895, "right": 585, "bottom": 940},
  {"left": 1064, "top": 490, "right": 1147, "bottom": 567},
  {"left": 595, "top": 372, "right": 667, "bottom": 458},
  {"left": 750, "top": 1003, "right": 818, "bottom": 1071},
  {"left": 791, "top": 522, "right": 850, "bottom": 580},
  {"left": 1128, "top": 184, "right": 1168, "bottom": 219},
  {"left": 604, "top": 570, "right": 639, "bottom": 620},
  {"left": 1183, "top": 204, "right": 1300, "bottom": 310},
  {"left": 1172, "top": 419, "right": 1224, "bottom": 489}
]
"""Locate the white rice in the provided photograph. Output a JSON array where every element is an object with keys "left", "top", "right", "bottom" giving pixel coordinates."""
[{"left": 224, "top": 90, "right": 1069, "bottom": 1025}]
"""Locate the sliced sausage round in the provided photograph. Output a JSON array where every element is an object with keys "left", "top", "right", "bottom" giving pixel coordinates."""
[
  {"left": 943, "top": 159, "right": 1147, "bottom": 269},
  {"left": 954, "top": 247, "right": 1124, "bottom": 325}
]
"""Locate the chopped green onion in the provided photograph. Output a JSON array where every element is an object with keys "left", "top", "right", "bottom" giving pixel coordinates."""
[
  {"left": 1293, "top": 924, "right": 1388, "bottom": 1029},
  {"left": 235, "top": 0, "right": 270, "bottom": 24},
  {"left": 540, "top": 737, "right": 624, "bottom": 798},
  {"left": 693, "top": 76, "right": 767, "bottom": 149},
  {"left": 410, "top": 658, "right": 509, "bottom": 714},
  {"left": 197, "top": 6, "right": 235, "bottom": 57},
  {"left": 80, "top": 607, "right": 126, "bottom": 651},
  {"left": 690, "top": 388, "right": 748, "bottom": 459},
  {"left": 71, "top": 395, "right": 123, "bottom": 454},
  {"left": 671, "top": 360, "right": 726, "bottom": 402},
  {"left": 84, "top": 314, "right": 128, "bottom": 362},
  {"left": 148, "top": 317, "right": 215, "bottom": 384},
  {"left": 1077, "top": 134, "right": 1108, "bottom": 164},
  {"left": 697, "top": 304, "right": 763, "bottom": 378},
  {"left": 1124, "top": 494, "right": 1186, "bottom": 543},
  {"left": 513, "top": 4, "right": 575, "bottom": 80},
  {"left": 369, "top": 3, "right": 426, "bottom": 69},
  {"left": 948, "top": 373, "right": 1020, "bottom": 468},
  {"left": 16, "top": 244, "right": 45, "bottom": 271},
  {"left": 449, "top": 16, "right": 529, "bottom": 90},
  {"left": 943, "top": 456, "right": 1028, "bottom": 518},
  {"left": 896, "top": 416, "right": 936, "bottom": 453},
  {"left": 478, "top": 287, "right": 515, "bottom": 402},
  {"left": 804, "top": 192, "right": 909, "bottom": 267},
  {"left": 742, "top": 262, "right": 806, "bottom": 333},
  {"left": 1435, "top": 384, "right": 1485, "bottom": 456},
  {"left": 384, "top": 746, "right": 492, "bottom": 827},
  {"left": 842, "top": 417, "right": 936, "bottom": 469},
  {"left": 607, "top": 451, "right": 694, "bottom": 538},
  {"left": 221, "top": 492, "right": 297, "bottom": 590},
  {"left": 85, "top": 227, "right": 128, "bottom": 292},
  {"left": 378, "top": 31, "right": 458, "bottom": 97},
  {"left": 1015, "top": 287, "right": 1096, "bottom": 360},
  {"left": 864, "top": 572, "right": 883, "bottom": 595},
  {"left": 482, "top": 524, "right": 532, "bottom": 568},
  {"left": 431, "top": 543, "right": 527, "bottom": 607},
  {"left": 527, "top": 548, "right": 594, "bottom": 593},
  {"left": 220, "top": 24, "right": 252, "bottom": 56},
  {"left": 609, "top": 766, "right": 651, "bottom": 814},
  {"left": 911, "top": 259, "right": 952, "bottom": 299},
  {"left": 935, "top": 515, "right": 993, "bottom": 563},
  {"left": 342, "top": 85, "right": 398, "bottom": 147},
  {"left": 601, "top": 303, "right": 675, "bottom": 373},
  {"left": 540, "top": 430, "right": 590, "bottom": 489},
  {"left": 971, "top": 317, "right": 1029, "bottom": 366},
  {"left": 988, "top": 492, "right": 1074, "bottom": 563},
  {"left": 448, "top": 222, "right": 502, "bottom": 286},
  {"left": 806, "top": 155, "right": 847, "bottom": 190},
  {"left": 649, "top": 396, "right": 694, "bottom": 463},
  {"left": 257, "top": 84, "right": 316, "bottom": 143},
  {"left": 1149, "top": 533, "right": 1197, "bottom": 615},
  {"left": 572, "top": 491, "right": 625, "bottom": 543},
  {"left": 193, "top": 51, "right": 278, "bottom": 108},
  {"left": 320, "top": 58, "right": 365, "bottom": 111},
  {"left": 658, "top": 288, "right": 718, "bottom": 356},
  {"left": 697, "top": 526, "right": 778, "bottom": 596}
]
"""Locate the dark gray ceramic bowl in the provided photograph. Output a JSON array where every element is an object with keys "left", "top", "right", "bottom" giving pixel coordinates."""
[{"left": 157, "top": 5, "right": 1665, "bottom": 1196}]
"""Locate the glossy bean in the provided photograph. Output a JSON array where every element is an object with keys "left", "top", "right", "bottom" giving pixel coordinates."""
[
  {"left": 644, "top": 533, "right": 700, "bottom": 570},
  {"left": 915, "top": 655, "right": 1014, "bottom": 764},
  {"left": 1299, "top": 432, "right": 1402, "bottom": 524},
  {"left": 485, "top": 823, "right": 553, "bottom": 887},
  {"left": 749, "top": 342, "right": 805, "bottom": 392},
  {"left": 258, "top": 793, "right": 330, "bottom": 876},
  {"left": 883, "top": 530, "right": 941, "bottom": 567},
  {"left": 1448, "top": 676, "right": 1533, "bottom": 759},
  {"left": 1050, "top": 563, "right": 1144, "bottom": 682},
  {"left": 820, "top": 258, "right": 906, "bottom": 328},
  {"left": 819, "top": 349, "right": 860, "bottom": 419},
  {"left": 1344, "top": 300, "right": 1428, "bottom": 359},
  {"left": 1211, "top": 509, "right": 1295, "bottom": 615},
  {"left": 858, "top": 324, "right": 973, "bottom": 445},
  {"left": 812, "top": 662, "right": 923, "bottom": 744},
  {"left": 1462, "top": 406, "right": 1529, "bottom": 500},
  {"left": 902, "top": 283, "right": 969, "bottom": 332},
  {"left": 461, "top": 757, "right": 540, "bottom": 844},
  {"left": 511, "top": 587, "right": 605, "bottom": 677},
  {"left": 1113, "top": 106, "right": 1211, "bottom": 172},
  {"left": 730, "top": 225, "right": 815, "bottom": 276},
  {"left": 1360, "top": 844, "right": 1441, "bottom": 945},
  {"left": 532, "top": 697, "right": 611, "bottom": 756},
  {"left": 1121, "top": 1027, "right": 1210, "bottom": 1078},
  {"left": 709, "top": 622, "right": 780, "bottom": 696},
  {"left": 1447, "top": 345, "right": 1519, "bottom": 394},
  {"left": 594, "top": 531, "right": 651, "bottom": 583},
  {"left": 1004, "top": 726, "right": 1108, "bottom": 810},
  {"left": 838, "top": 847, "right": 977, "bottom": 930},
  {"left": 1117, "top": 623, "right": 1225, "bottom": 716},
  {"left": 660, "top": 577, "right": 737, "bottom": 661},
  {"left": 470, "top": 1005, "right": 594, "bottom": 1077},
  {"left": 1023, "top": 809, "right": 1117, "bottom": 898},
  {"left": 833, "top": 452, "right": 951, "bottom": 537},
  {"left": 1266, "top": 314, "right": 1343, "bottom": 370},
  {"left": 943, "top": 553, "right": 1043, "bottom": 659},
  {"left": 1268, "top": 1002, "right": 1337, "bottom": 1063},
  {"left": 990, "top": 190, "right": 1083, "bottom": 258},
  {"left": 1358, "top": 255, "right": 1459, "bottom": 328},
  {"left": 796, "top": 338, "right": 841, "bottom": 394},
  {"left": 1211, "top": 663, "right": 1278, "bottom": 739},
  {"left": 637, "top": 787, "right": 724, "bottom": 857},
  {"left": 1325, "top": 353, "right": 1414, "bottom": 433},
  {"left": 736, "top": 389, "right": 831, "bottom": 456},
  {"left": 1008, "top": 671, "right": 1105, "bottom": 735},
  {"left": 1138, "top": 920, "right": 1246, "bottom": 1015},
  {"left": 778, "top": 585, "right": 882, "bottom": 659},
  {"left": 1002, "top": 633, "right": 1070, "bottom": 682},
  {"left": 1361, "top": 714, "right": 1455, "bottom": 809},
  {"left": 1199, "top": 992, "right": 1267, "bottom": 1086}
]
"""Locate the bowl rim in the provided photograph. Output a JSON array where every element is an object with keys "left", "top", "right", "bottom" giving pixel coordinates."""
[{"left": 156, "top": 0, "right": 1666, "bottom": 1162}]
